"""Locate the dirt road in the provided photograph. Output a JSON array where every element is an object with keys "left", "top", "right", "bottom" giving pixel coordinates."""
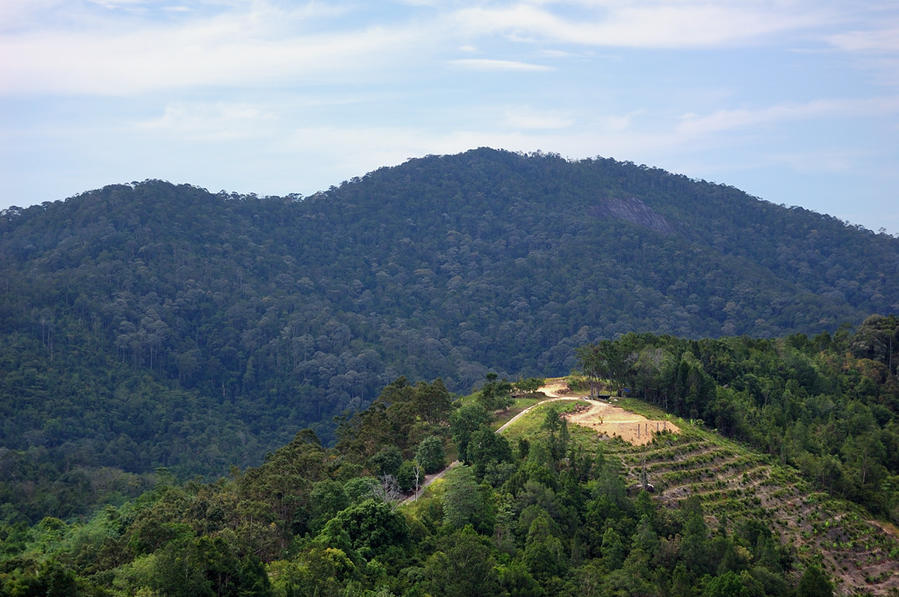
[
  {"left": 539, "top": 379, "right": 679, "bottom": 446},
  {"left": 405, "top": 379, "right": 678, "bottom": 503}
]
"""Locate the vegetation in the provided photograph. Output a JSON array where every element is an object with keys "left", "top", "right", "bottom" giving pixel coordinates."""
[
  {"left": 1, "top": 148, "right": 898, "bottom": 524},
  {"left": 4, "top": 374, "right": 872, "bottom": 597},
  {"left": 577, "top": 315, "right": 899, "bottom": 524}
]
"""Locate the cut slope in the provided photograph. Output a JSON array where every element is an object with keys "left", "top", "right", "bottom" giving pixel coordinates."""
[
  {"left": 565, "top": 401, "right": 680, "bottom": 446},
  {"left": 540, "top": 379, "right": 680, "bottom": 445}
]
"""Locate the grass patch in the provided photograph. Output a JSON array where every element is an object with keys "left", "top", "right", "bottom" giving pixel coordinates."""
[
  {"left": 499, "top": 399, "right": 582, "bottom": 443},
  {"left": 491, "top": 396, "right": 544, "bottom": 429}
]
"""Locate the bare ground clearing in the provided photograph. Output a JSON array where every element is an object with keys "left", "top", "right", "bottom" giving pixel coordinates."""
[{"left": 539, "top": 379, "right": 680, "bottom": 446}]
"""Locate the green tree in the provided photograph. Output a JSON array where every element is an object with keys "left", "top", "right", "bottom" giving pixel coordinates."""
[
  {"left": 395, "top": 460, "right": 423, "bottom": 493},
  {"left": 450, "top": 404, "right": 489, "bottom": 463},
  {"left": 442, "top": 466, "right": 493, "bottom": 533},
  {"left": 797, "top": 565, "right": 833, "bottom": 597},
  {"left": 368, "top": 446, "right": 402, "bottom": 477},
  {"left": 316, "top": 499, "right": 409, "bottom": 559},
  {"left": 423, "top": 527, "right": 500, "bottom": 597},
  {"left": 415, "top": 436, "right": 445, "bottom": 474}
]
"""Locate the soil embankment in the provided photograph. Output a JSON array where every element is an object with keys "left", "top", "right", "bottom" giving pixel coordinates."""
[{"left": 540, "top": 380, "right": 679, "bottom": 446}]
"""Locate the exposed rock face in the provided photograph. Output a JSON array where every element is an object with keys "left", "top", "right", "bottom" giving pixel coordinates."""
[{"left": 593, "top": 196, "right": 673, "bottom": 233}]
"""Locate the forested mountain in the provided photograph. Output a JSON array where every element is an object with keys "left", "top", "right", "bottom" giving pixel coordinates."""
[{"left": 2, "top": 148, "right": 898, "bottom": 519}]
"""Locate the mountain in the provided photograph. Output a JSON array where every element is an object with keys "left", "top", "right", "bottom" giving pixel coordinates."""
[{"left": 1, "top": 148, "right": 898, "bottom": 514}]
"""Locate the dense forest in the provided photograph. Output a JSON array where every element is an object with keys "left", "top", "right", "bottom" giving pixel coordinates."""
[
  {"left": 2, "top": 148, "right": 898, "bottom": 523},
  {"left": 0, "top": 375, "right": 861, "bottom": 597}
]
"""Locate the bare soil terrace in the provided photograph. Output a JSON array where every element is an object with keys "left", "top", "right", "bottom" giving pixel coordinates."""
[{"left": 539, "top": 380, "right": 680, "bottom": 445}]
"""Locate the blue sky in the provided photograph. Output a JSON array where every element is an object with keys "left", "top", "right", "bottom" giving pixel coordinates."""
[{"left": 1, "top": 0, "right": 897, "bottom": 233}]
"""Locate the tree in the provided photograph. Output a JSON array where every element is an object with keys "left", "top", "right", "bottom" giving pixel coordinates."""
[
  {"left": 478, "top": 373, "right": 513, "bottom": 410},
  {"left": 577, "top": 339, "right": 634, "bottom": 396},
  {"left": 415, "top": 436, "right": 446, "bottom": 474},
  {"left": 395, "top": 460, "right": 423, "bottom": 493},
  {"left": 442, "top": 466, "right": 493, "bottom": 533},
  {"left": 423, "top": 527, "right": 501, "bottom": 597},
  {"left": 309, "top": 480, "right": 349, "bottom": 532},
  {"left": 450, "top": 404, "right": 489, "bottom": 463},
  {"left": 514, "top": 377, "right": 545, "bottom": 395},
  {"left": 413, "top": 379, "right": 453, "bottom": 423},
  {"left": 797, "top": 565, "right": 833, "bottom": 597},
  {"left": 467, "top": 425, "right": 512, "bottom": 478},
  {"left": 368, "top": 446, "right": 402, "bottom": 477},
  {"left": 316, "top": 499, "right": 409, "bottom": 559}
]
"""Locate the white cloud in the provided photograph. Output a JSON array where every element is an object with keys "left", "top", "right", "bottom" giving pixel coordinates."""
[
  {"left": 0, "top": 2, "right": 429, "bottom": 95},
  {"left": 281, "top": 122, "right": 680, "bottom": 182},
  {"left": 828, "top": 27, "right": 899, "bottom": 53},
  {"left": 766, "top": 150, "right": 859, "bottom": 173},
  {"left": 448, "top": 58, "right": 553, "bottom": 71}
]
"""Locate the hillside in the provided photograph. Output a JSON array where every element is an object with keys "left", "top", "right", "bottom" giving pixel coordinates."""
[
  {"left": 3, "top": 374, "right": 896, "bottom": 596},
  {"left": 498, "top": 387, "right": 899, "bottom": 596},
  {"left": 605, "top": 412, "right": 899, "bottom": 595},
  {"left": 2, "top": 148, "right": 899, "bottom": 517}
]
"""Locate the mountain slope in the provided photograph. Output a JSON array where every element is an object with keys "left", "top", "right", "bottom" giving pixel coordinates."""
[
  {"left": 606, "top": 421, "right": 899, "bottom": 595},
  {"left": 1, "top": 148, "right": 898, "bottom": 502}
]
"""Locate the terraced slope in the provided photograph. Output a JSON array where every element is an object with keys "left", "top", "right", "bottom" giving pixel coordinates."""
[{"left": 605, "top": 421, "right": 899, "bottom": 595}]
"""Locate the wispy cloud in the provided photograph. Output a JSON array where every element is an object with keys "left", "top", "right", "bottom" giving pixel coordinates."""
[
  {"left": 452, "top": 2, "right": 834, "bottom": 48},
  {"left": 677, "top": 97, "right": 899, "bottom": 136},
  {"left": 448, "top": 58, "right": 553, "bottom": 71},
  {"left": 0, "top": 2, "right": 428, "bottom": 95},
  {"left": 827, "top": 26, "right": 899, "bottom": 53},
  {"left": 766, "top": 149, "right": 860, "bottom": 173},
  {"left": 135, "top": 102, "right": 277, "bottom": 141}
]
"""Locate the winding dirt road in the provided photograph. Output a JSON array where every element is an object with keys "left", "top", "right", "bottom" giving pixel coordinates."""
[{"left": 404, "top": 379, "right": 678, "bottom": 502}]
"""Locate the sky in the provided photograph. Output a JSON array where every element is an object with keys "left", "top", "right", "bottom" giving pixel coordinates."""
[{"left": 1, "top": 0, "right": 898, "bottom": 233}]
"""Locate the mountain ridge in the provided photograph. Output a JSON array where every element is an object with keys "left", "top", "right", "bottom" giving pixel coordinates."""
[{"left": 1, "top": 147, "right": 898, "bottom": 500}]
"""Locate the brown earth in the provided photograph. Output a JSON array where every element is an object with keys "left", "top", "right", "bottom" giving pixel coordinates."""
[{"left": 540, "top": 379, "right": 680, "bottom": 446}]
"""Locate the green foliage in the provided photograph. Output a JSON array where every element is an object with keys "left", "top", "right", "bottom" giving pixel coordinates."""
[
  {"left": 478, "top": 372, "right": 514, "bottom": 410},
  {"left": 423, "top": 527, "right": 501, "bottom": 597},
  {"left": 343, "top": 477, "right": 381, "bottom": 505},
  {"left": 577, "top": 323, "right": 899, "bottom": 521},
  {"left": 3, "top": 149, "right": 898, "bottom": 526},
  {"left": 514, "top": 377, "right": 546, "bottom": 395},
  {"left": 450, "top": 403, "right": 490, "bottom": 463},
  {"left": 466, "top": 425, "right": 512, "bottom": 479},
  {"left": 395, "top": 461, "right": 422, "bottom": 493},
  {"left": 337, "top": 378, "right": 453, "bottom": 465},
  {"left": 441, "top": 466, "right": 493, "bottom": 534},
  {"left": 316, "top": 499, "right": 409, "bottom": 560},
  {"left": 797, "top": 565, "right": 834, "bottom": 597},
  {"left": 414, "top": 436, "right": 445, "bottom": 475},
  {"left": 1, "top": 373, "right": 888, "bottom": 596},
  {"left": 368, "top": 447, "right": 402, "bottom": 478}
]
